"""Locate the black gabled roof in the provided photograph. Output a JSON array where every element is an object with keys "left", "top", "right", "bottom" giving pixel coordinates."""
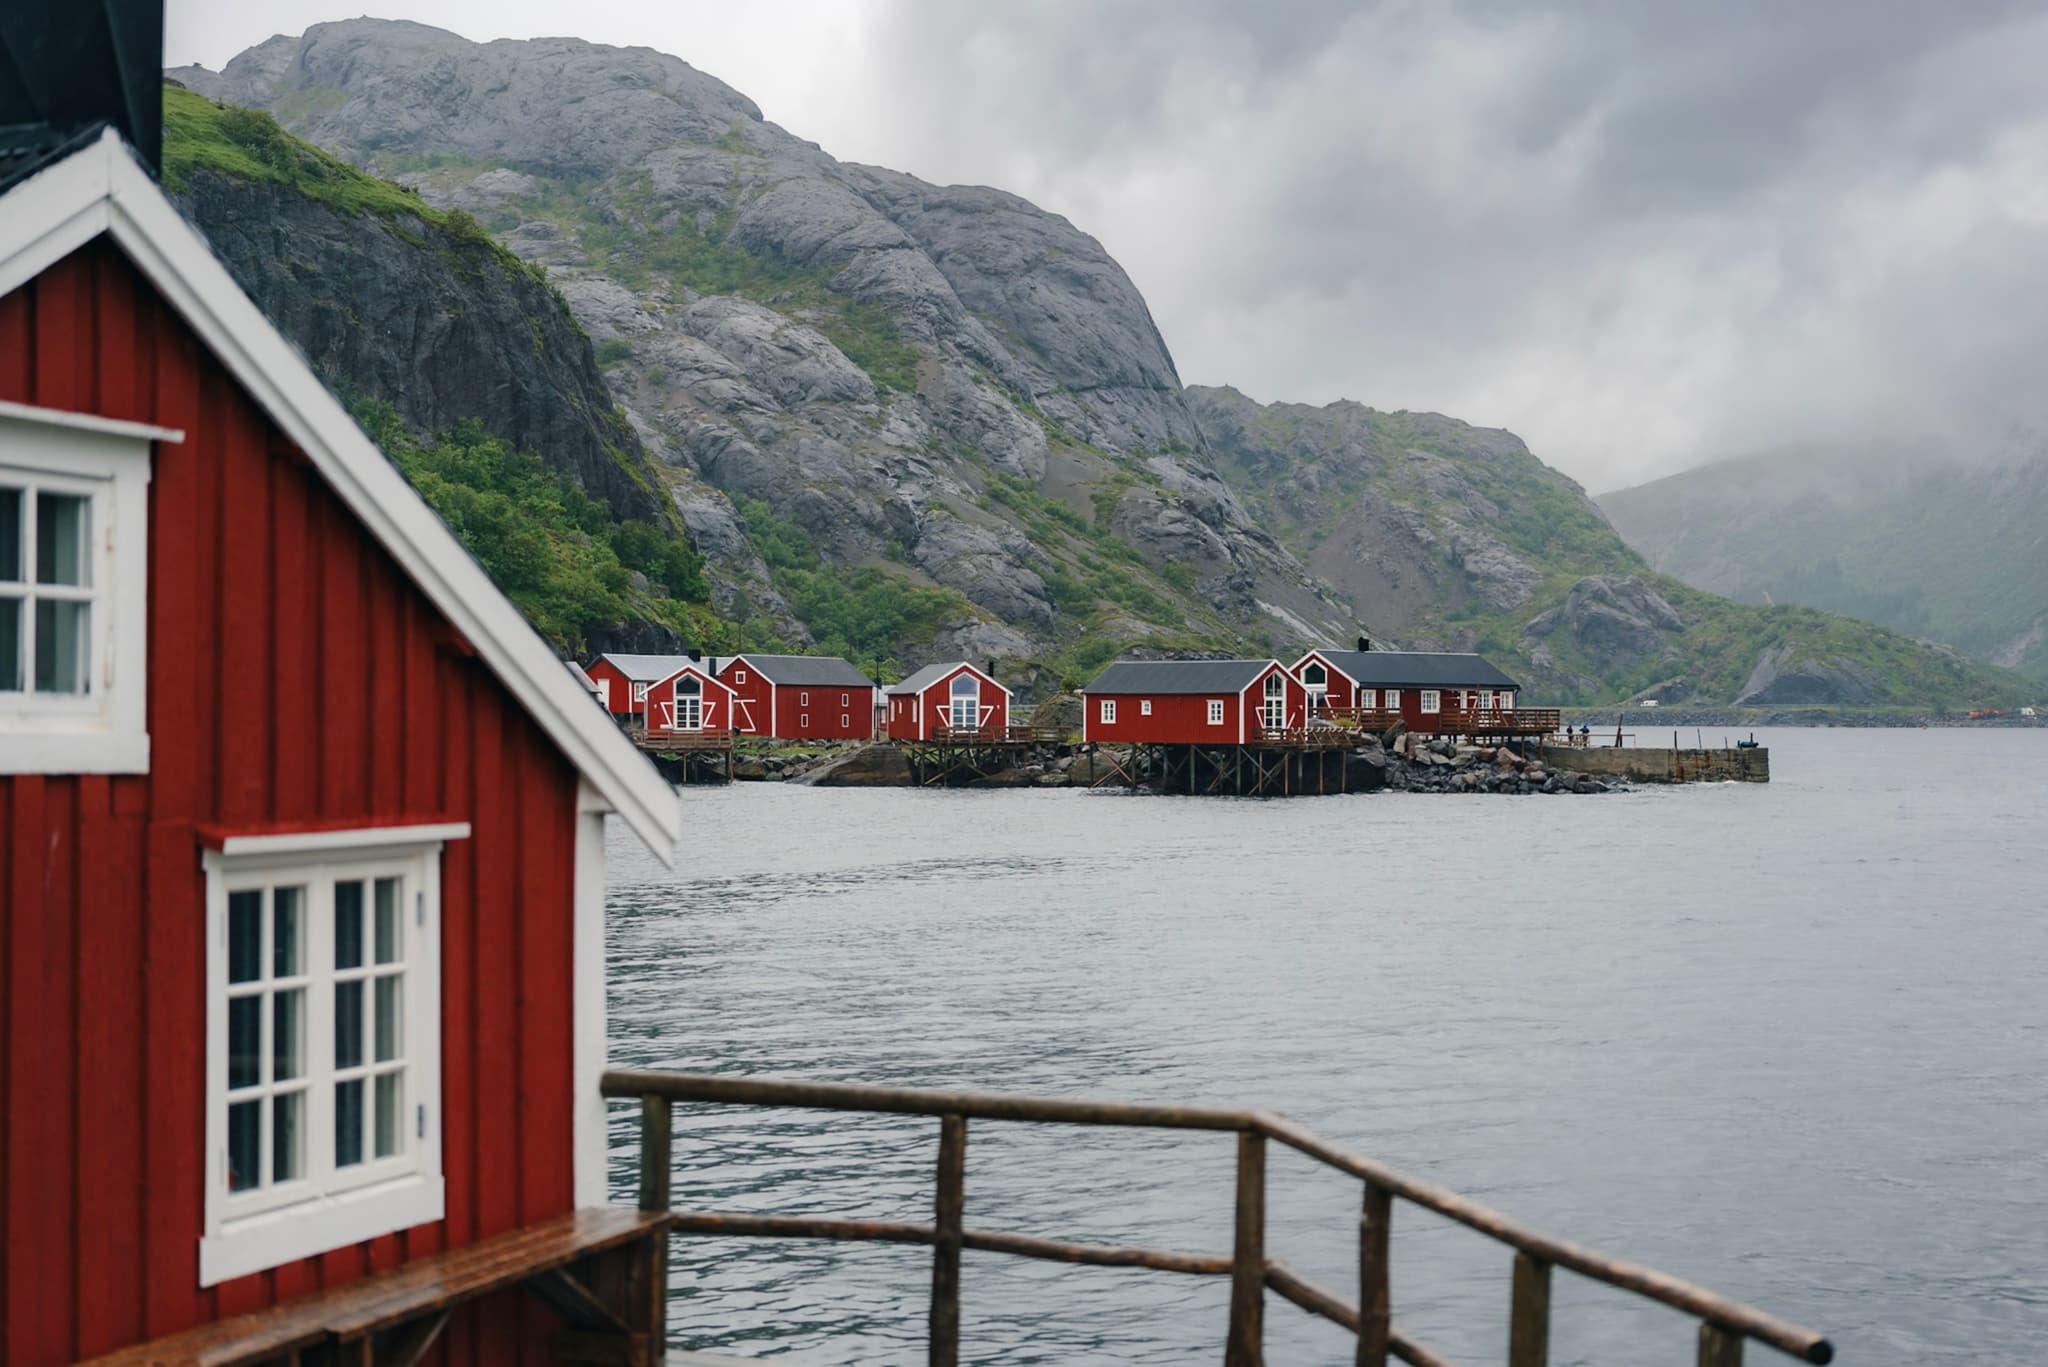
[
  {"left": 1307, "top": 649, "right": 1519, "bottom": 690},
  {"left": 730, "top": 653, "right": 873, "bottom": 687},
  {"left": 0, "top": 0, "right": 163, "bottom": 181},
  {"left": 1082, "top": 659, "right": 1280, "bottom": 695},
  {"left": 0, "top": 120, "right": 102, "bottom": 193}
]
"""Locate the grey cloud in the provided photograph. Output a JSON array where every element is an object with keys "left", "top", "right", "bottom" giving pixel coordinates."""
[{"left": 839, "top": 0, "right": 2048, "bottom": 487}]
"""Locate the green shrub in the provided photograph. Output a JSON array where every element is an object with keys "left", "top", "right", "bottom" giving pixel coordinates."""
[{"left": 594, "top": 338, "right": 635, "bottom": 366}]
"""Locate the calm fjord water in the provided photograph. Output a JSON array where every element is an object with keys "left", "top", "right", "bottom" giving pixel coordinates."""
[{"left": 604, "top": 729, "right": 2048, "bottom": 1365}]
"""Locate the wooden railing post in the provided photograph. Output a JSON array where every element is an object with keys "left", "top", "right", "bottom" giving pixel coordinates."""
[
  {"left": 1699, "top": 1324, "right": 1744, "bottom": 1367},
  {"left": 1508, "top": 1252, "right": 1550, "bottom": 1367},
  {"left": 1356, "top": 1181, "right": 1391, "bottom": 1366},
  {"left": 930, "top": 1114, "right": 967, "bottom": 1367},
  {"left": 637, "top": 1094, "right": 672, "bottom": 1212},
  {"left": 1225, "top": 1130, "right": 1265, "bottom": 1366}
]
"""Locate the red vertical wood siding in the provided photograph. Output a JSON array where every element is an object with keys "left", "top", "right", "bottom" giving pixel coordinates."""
[
  {"left": 0, "top": 243, "right": 578, "bottom": 1363},
  {"left": 771, "top": 683, "right": 874, "bottom": 740},
  {"left": 1083, "top": 690, "right": 1244, "bottom": 745},
  {"left": 884, "top": 665, "right": 1009, "bottom": 740},
  {"left": 583, "top": 658, "right": 636, "bottom": 717}
]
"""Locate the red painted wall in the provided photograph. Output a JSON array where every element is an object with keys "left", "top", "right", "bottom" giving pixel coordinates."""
[
  {"left": 717, "top": 660, "right": 772, "bottom": 736},
  {"left": 644, "top": 665, "right": 733, "bottom": 733},
  {"left": 1083, "top": 664, "right": 1307, "bottom": 744},
  {"left": 0, "top": 243, "right": 576, "bottom": 1363},
  {"left": 716, "top": 661, "right": 874, "bottom": 740},
  {"left": 583, "top": 658, "right": 636, "bottom": 718},
  {"left": 1301, "top": 653, "right": 1517, "bottom": 733},
  {"left": 884, "top": 665, "right": 1008, "bottom": 740},
  {"left": 773, "top": 683, "right": 873, "bottom": 740}
]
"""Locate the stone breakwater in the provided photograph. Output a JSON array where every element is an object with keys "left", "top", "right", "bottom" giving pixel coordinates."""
[{"left": 714, "top": 737, "right": 1626, "bottom": 794}]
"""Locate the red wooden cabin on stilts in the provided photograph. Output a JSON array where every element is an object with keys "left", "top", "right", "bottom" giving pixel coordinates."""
[
  {"left": 1078, "top": 659, "right": 1308, "bottom": 744},
  {"left": 883, "top": 661, "right": 1010, "bottom": 740},
  {"left": 716, "top": 653, "right": 876, "bottom": 740}
]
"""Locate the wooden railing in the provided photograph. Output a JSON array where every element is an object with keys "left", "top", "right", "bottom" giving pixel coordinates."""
[
  {"left": 927, "top": 723, "right": 1066, "bottom": 744},
  {"left": 601, "top": 1069, "right": 1832, "bottom": 1367}
]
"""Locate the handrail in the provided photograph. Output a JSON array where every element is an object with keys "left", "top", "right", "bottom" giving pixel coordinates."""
[{"left": 602, "top": 1068, "right": 1833, "bottom": 1367}]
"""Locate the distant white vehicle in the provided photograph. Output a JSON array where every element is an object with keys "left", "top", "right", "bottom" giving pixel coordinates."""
[
  {"left": 2024, "top": 706, "right": 2039, "bottom": 718},
  {"left": 1639, "top": 699, "right": 1660, "bottom": 707}
]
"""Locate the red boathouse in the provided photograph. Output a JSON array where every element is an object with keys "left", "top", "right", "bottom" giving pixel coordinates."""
[
  {"left": 0, "top": 125, "right": 682, "bottom": 1362},
  {"left": 643, "top": 659, "right": 737, "bottom": 734},
  {"left": 1294, "top": 645, "right": 1520, "bottom": 732},
  {"left": 584, "top": 651, "right": 694, "bottom": 721},
  {"left": 717, "top": 653, "right": 876, "bottom": 740},
  {"left": 884, "top": 661, "right": 1011, "bottom": 740},
  {"left": 1080, "top": 659, "right": 1309, "bottom": 744}
]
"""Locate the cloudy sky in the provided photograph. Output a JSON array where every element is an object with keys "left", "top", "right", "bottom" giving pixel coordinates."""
[{"left": 167, "top": 1, "right": 2048, "bottom": 489}]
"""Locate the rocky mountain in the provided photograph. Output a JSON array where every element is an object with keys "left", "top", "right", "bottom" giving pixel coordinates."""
[
  {"left": 1187, "top": 387, "right": 2031, "bottom": 708},
  {"left": 171, "top": 19, "right": 1349, "bottom": 684},
  {"left": 167, "top": 20, "right": 2034, "bottom": 708},
  {"left": 1599, "top": 448, "right": 2048, "bottom": 680}
]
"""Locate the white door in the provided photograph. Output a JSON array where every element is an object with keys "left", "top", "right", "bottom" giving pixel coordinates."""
[
  {"left": 1261, "top": 674, "right": 1286, "bottom": 729},
  {"left": 949, "top": 675, "right": 979, "bottom": 732},
  {"left": 674, "top": 678, "right": 703, "bottom": 731}
]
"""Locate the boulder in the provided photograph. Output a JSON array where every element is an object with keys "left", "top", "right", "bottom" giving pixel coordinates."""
[{"left": 798, "top": 744, "right": 912, "bottom": 787}]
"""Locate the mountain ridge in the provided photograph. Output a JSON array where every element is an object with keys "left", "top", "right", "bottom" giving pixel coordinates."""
[{"left": 165, "top": 19, "right": 2036, "bottom": 708}]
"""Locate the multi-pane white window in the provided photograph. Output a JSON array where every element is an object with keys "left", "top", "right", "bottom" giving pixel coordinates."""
[
  {"left": 202, "top": 828, "right": 458, "bottom": 1286},
  {"left": 1207, "top": 699, "right": 1224, "bottom": 725},
  {"left": 1360, "top": 689, "right": 1376, "bottom": 709},
  {"left": 1421, "top": 690, "right": 1441, "bottom": 714},
  {"left": 1, "top": 405, "right": 155, "bottom": 773},
  {"left": 631, "top": 681, "right": 648, "bottom": 702},
  {"left": 1140, "top": 699, "right": 1152, "bottom": 716},
  {"left": 1384, "top": 689, "right": 1401, "bottom": 710},
  {"left": 1100, "top": 699, "right": 1116, "bottom": 724}
]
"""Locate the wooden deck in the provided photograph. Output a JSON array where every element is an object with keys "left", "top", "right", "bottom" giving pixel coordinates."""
[
  {"left": 630, "top": 726, "right": 737, "bottom": 754},
  {"left": 80, "top": 1208, "right": 671, "bottom": 1366}
]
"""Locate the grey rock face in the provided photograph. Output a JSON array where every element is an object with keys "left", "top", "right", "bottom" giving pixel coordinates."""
[
  {"left": 169, "top": 167, "right": 664, "bottom": 523},
  {"left": 177, "top": 19, "right": 1351, "bottom": 666},
  {"left": 1735, "top": 645, "right": 1882, "bottom": 705},
  {"left": 1523, "top": 576, "right": 1685, "bottom": 676}
]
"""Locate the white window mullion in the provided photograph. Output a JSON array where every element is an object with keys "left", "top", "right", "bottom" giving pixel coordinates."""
[{"left": 308, "top": 871, "right": 337, "bottom": 1196}]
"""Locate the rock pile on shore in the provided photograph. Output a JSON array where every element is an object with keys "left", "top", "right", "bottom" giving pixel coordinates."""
[{"left": 1382, "top": 735, "right": 1621, "bottom": 795}]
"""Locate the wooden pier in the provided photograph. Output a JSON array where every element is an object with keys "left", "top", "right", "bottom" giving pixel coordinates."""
[
  {"left": 602, "top": 1068, "right": 1835, "bottom": 1367},
  {"left": 631, "top": 727, "right": 738, "bottom": 783},
  {"left": 897, "top": 725, "right": 1066, "bottom": 786}
]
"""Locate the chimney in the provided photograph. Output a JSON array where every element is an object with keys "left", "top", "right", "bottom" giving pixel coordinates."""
[
  {"left": 985, "top": 658, "right": 996, "bottom": 679},
  {"left": 0, "top": 0, "right": 165, "bottom": 174},
  {"left": 687, "top": 648, "right": 702, "bottom": 662},
  {"left": 1357, "top": 634, "right": 1372, "bottom": 652}
]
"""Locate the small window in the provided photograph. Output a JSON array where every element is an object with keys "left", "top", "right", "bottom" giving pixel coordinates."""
[
  {"left": 800, "top": 714, "right": 810, "bottom": 728},
  {"left": 1302, "top": 662, "right": 1326, "bottom": 687},
  {"left": 1360, "top": 689, "right": 1375, "bottom": 709},
  {"left": 841, "top": 714, "right": 850, "bottom": 728},
  {"left": 1140, "top": 699, "right": 1152, "bottom": 716},
  {"left": 202, "top": 825, "right": 460, "bottom": 1286},
  {"left": 1, "top": 408, "right": 155, "bottom": 773},
  {"left": 631, "top": 682, "right": 647, "bottom": 702},
  {"left": 1100, "top": 699, "right": 1116, "bottom": 724},
  {"left": 1207, "top": 700, "right": 1224, "bottom": 725},
  {"left": 1421, "top": 690, "right": 1440, "bottom": 714},
  {"left": 800, "top": 691, "right": 810, "bottom": 705},
  {"left": 1385, "top": 690, "right": 1400, "bottom": 709},
  {"left": 1476, "top": 690, "right": 1492, "bottom": 710}
]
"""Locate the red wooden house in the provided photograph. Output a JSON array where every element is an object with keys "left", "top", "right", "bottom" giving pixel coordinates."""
[
  {"left": 717, "top": 653, "right": 876, "bottom": 740},
  {"left": 643, "top": 659, "right": 737, "bottom": 734},
  {"left": 584, "top": 651, "right": 694, "bottom": 722},
  {"left": 883, "top": 661, "right": 1010, "bottom": 740},
  {"left": 1293, "top": 644, "right": 1520, "bottom": 732},
  {"left": 1079, "top": 659, "right": 1308, "bottom": 744},
  {"left": 0, "top": 114, "right": 681, "bottom": 1363}
]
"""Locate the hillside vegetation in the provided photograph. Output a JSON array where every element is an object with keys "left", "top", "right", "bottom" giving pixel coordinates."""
[
  {"left": 166, "top": 27, "right": 2040, "bottom": 707},
  {"left": 1600, "top": 449, "right": 2048, "bottom": 681}
]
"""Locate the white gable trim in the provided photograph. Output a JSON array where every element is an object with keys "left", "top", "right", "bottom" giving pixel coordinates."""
[{"left": 0, "top": 133, "right": 680, "bottom": 860}]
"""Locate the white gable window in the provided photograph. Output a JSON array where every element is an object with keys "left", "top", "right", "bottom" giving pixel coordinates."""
[
  {"left": 1207, "top": 700, "right": 1225, "bottom": 725},
  {"left": 733, "top": 670, "right": 747, "bottom": 685},
  {"left": 1421, "top": 690, "right": 1441, "bottom": 714},
  {"left": 201, "top": 824, "right": 463, "bottom": 1286},
  {"left": 1100, "top": 699, "right": 1116, "bottom": 724},
  {"left": 0, "top": 403, "right": 164, "bottom": 774},
  {"left": 1140, "top": 699, "right": 1152, "bottom": 716}
]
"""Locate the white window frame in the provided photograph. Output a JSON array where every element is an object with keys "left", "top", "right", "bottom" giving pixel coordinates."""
[
  {"left": 1100, "top": 699, "right": 1116, "bottom": 724},
  {"left": 0, "top": 403, "right": 166, "bottom": 774},
  {"left": 631, "top": 681, "right": 648, "bottom": 702},
  {"left": 733, "top": 669, "right": 747, "bottom": 685},
  {"left": 1421, "top": 690, "right": 1440, "bottom": 714},
  {"left": 801, "top": 713, "right": 809, "bottom": 728},
  {"left": 1385, "top": 689, "right": 1401, "bottom": 710},
  {"left": 199, "top": 823, "right": 464, "bottom": 1287},
  {"left": 1360, "top": 689, "right": 1375, "bottom": 709},
  {"left": 1207, "top": 699, "right": 1224, "bottom": 725},
  {"left": 1140, "top": 699, "right": 1152, "bottom": 716},
  {"left": 800, "top": 691, "right": 810, "bottom": 705}
]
